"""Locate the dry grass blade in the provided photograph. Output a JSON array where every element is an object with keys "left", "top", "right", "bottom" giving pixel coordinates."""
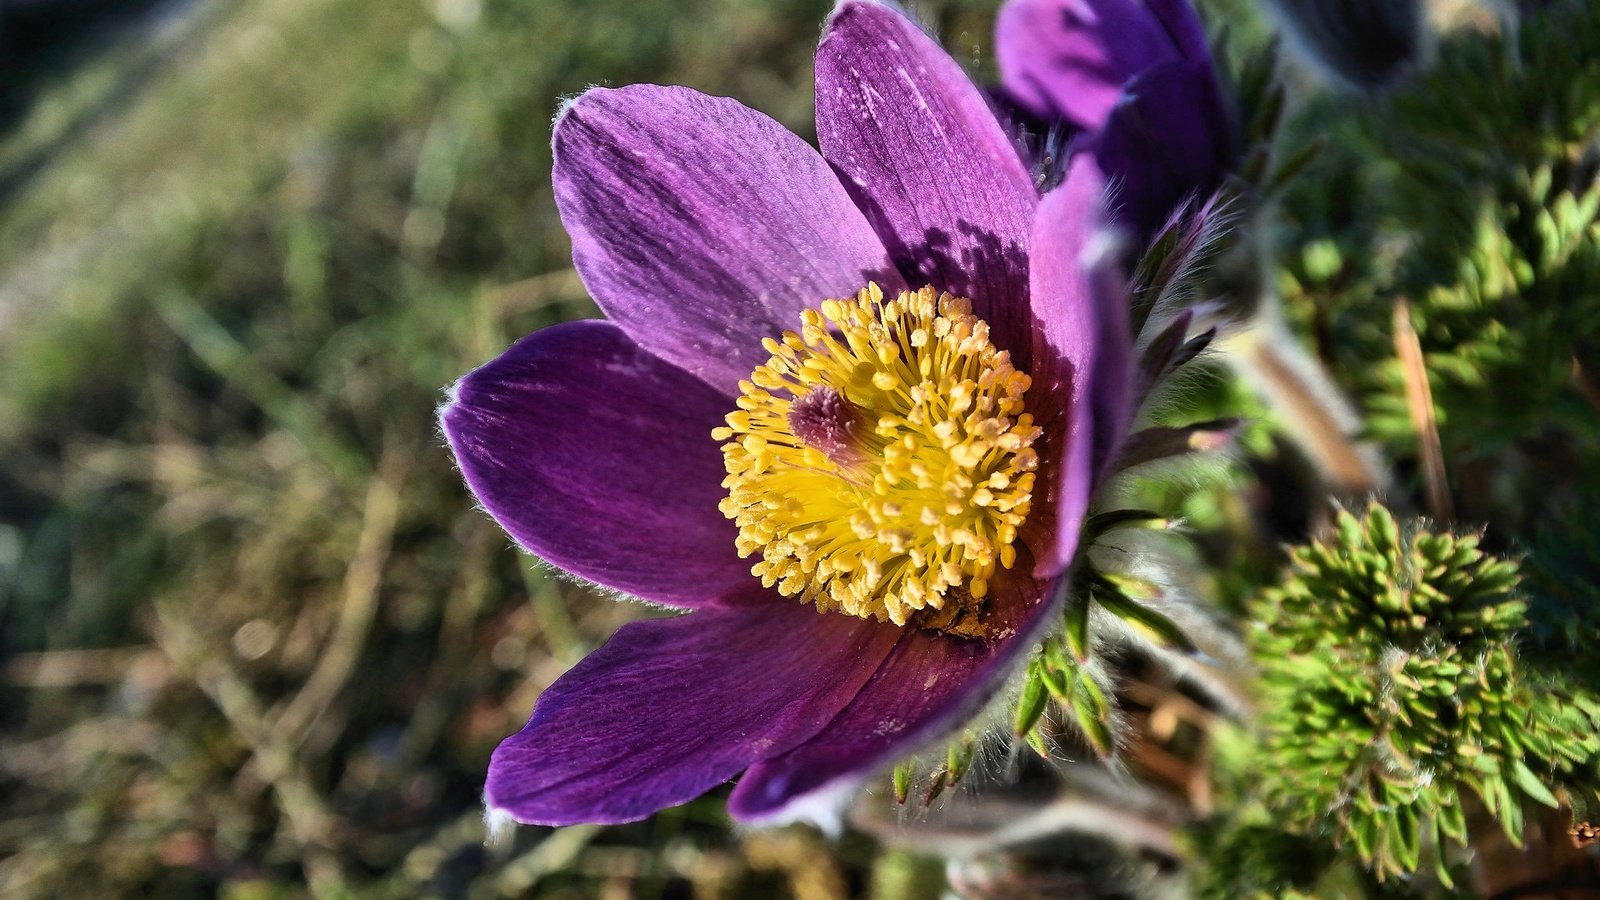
[
  {"left": 484, "top": 268, "right": 590, "bottom": 319},
  {"left": 1393, "top": 298, "right": 1454, "bottom": 521},
  {"left": 487, "top": 825, "right": 603, "bottom": 899},
  {"left": 268, "top": 443, "right": 406, "bottom": 749},
  {"left": 1226, "top": 317, "right": 1397, "bottom": 503},
  {"left": 2, "top": 647, "right": 151, "bottom": 688},
  {"left": 150, "top": 605, "right": 347, "bottom": 894}
]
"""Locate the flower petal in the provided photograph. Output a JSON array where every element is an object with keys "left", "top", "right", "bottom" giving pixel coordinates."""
[
  {"left": 441, "top": 320, "right": 748, "bottom": 609},
  {"left": 1027, "top": 156, "right": 1131, "bottom": 578},
  {"left": 995, "top": 0, "right": 1183, "bottom": 129},
  {"left": 727, "top": 566, "right": 1058, "bottom": 822},
  {"left": 486, "top": 603, "right": 899, "bottom": 825},
  {"left": 1094, "top": 59, "right": 1228, "bottom": 238},
  {"left": 553, "top": 84, "right": 904, "bottom": 395},
  {"left": 815, "top": 1, "right": 1039, "bottom": 362},
  {"left": 1087, "top": 242, "right": 1136, "bottom": 480},
  {"left": 1145, "top": 0, "right": 1214, "bottom": 67}
]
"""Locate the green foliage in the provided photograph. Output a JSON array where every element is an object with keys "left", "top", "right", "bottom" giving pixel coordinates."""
[
  {"left": 1007, "top": 508, "right": 1229, "bottom": 763},
  {"left": 1242, "top": 503, "right": 1600, "bottom": 884},
  {"left": 1275, "top": 0, "right": 1600, "bottom": 473},
  {"left": 1285, "top": 0, "right": 1600, "bottom": 284},
  {"left": 1007, "top": 186, "right": 1255, "bottom": 762},
  {"left": 1016, "top": 601, "right": 1120, "bottom": 759},
  {"left": 1365, "top": 166, "right": 1600, "bottom": 457},
  {"left": 1219, "top": 3, "right": 1600, "bottom": 889},
  {"left": 1526, "top": 490, "right": 1600, "bottom": 671},
  {"left": 1372, "top": 0, "right": 1600, "bottom": 261},
  {"left": 1191, "top": 810, "right": 1333, "bottom": 899}
]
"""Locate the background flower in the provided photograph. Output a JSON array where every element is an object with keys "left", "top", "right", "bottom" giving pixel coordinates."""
[{"left": 995, "top": 0, "right": 1233, "bottom": 235}]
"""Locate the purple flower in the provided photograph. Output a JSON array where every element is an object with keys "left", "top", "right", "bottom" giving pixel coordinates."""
[
  {"left": 995, "top": 0, "right": 1232, "bottom": 234},
  {"left": 441, "top": 0, "right": 1134, "bottom": 827}
]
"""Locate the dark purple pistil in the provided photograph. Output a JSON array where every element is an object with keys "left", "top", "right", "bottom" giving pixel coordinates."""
[{"left": 788, "top": 386, "right": 871, "bottom": 469}]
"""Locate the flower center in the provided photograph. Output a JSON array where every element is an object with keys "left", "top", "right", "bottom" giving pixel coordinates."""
[{"left": 712, "top": 284, "right": 1040, "bottom": 637}]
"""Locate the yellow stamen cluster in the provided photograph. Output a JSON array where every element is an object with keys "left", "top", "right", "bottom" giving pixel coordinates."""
[{"left": 712, "top": 284, "right": 1040, "bottom": 635}]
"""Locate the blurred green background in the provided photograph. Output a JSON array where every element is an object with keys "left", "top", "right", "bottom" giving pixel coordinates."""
[{"left": 0, "top": 0, "right": 1020, "bottom": 895}]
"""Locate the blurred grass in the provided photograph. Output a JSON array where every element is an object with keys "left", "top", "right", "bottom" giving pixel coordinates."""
[{"left": 0, "top": 0, "right": 1017, "bottom": 894}]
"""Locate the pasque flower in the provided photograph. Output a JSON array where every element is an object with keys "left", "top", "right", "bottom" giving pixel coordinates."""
[
  {"left": 995, "top": 0, "right": 1232, "bottom": 234},
  {"left": 442, "top": 0, "right": 1134, "bottom": 826}
]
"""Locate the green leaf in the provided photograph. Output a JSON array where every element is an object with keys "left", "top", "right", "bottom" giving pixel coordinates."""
[
  {"left": 1064, "top": 595, "right": 1091, "bottom": 662},
  {"left": 1071, "top": 696, "right": 1115, "bottom": 759},
  {"left": 892, "top": 761, "right": 914, "bottom": 805},
  {"left": 1509, "top": 758, "right": 1561, "bottom": 808},
  {"left": 1013, "top": 659, "right": 1048, "bottom": 737},
  {"left": 1095, "top": 586, "right": 1197, "bottom": 652},
  {"left": 946, "top": 736, "right": 975, "bottom": 785},
  {"left": 1083, "top": 508, "right": 1170, "bottom": 539}
]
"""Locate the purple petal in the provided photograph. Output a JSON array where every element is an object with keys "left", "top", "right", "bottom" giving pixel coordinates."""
[
  {"left": 1094, "top": 59, "right": 1229, "bottom": 238},
  {"left": 815, "top": 1, "right": 1039, "bottom": 364},
  {"left": 1026, "top": 156, "right": 1131, "bottom": 577},
  {"left": 553, "top": 85, "right": 904, "bottom": 395},
  {"left": 441, "top": 320, "right": 749, "bottom": 609},
  {"left": 1145, "top": 0, "right": 1214, "bottom": 67},
  {"left": 1085, "top": 229, "right": 1135, "bottom": 480},
  {"left": 728, "top": 565, "right": 1058, "bottom": 822},
  {"left": 996, "top": 0, "right": 1183, "bottom": 130},
  {"left": 486, "top": 602, "right": 899, "bottom": 825}
]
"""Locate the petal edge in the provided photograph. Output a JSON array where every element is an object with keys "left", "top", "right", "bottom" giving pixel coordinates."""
[
  {"left": 442, "top": 320, "right": 749, "bottom": 608},
  {"left": 554, "top": 84, "right": 904, "bottom": 395},
  {"left": 487, "top": 603, "right": 899, "bottom": 825}
]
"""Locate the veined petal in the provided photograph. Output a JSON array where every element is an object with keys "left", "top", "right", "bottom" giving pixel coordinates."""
[
  {"left": 996, "top": 0, "right": 1183, "bottom": 129},
  {"left": 816, "top": 1, "right": 1039, "bottom": 364},
  {"left": 553, "top": 84, "right": 904, "bottom": 396},
  {"left": 441, "top": 321, "right": 748, "bottom": 609},
  {"left": 1027, "top": 156, "right": 1131, "bottom": 578},
  {"left": 486, "top": 602, "right": 900, "bottom": 825},
  {"left": 728, "top": 565, "right": 1058, "bottom": 822}
]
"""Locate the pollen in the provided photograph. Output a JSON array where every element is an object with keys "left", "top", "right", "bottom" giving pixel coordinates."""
[{"left": 712, "top": 284, "right": 1040, "bottom": 636}]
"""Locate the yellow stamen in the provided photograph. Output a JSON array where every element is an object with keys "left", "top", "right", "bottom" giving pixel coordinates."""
[{"left": 712, "top": 284, "right": 1040, "bottom": 636}]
